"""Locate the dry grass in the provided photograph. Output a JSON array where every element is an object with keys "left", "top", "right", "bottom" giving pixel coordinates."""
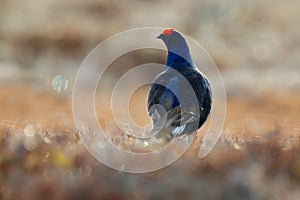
[
  {"left": 0, "top": 84, "right": 300, "bottom": 200},
  {"left": 1, "top": 0, "right": 300, "bottom": 199}
]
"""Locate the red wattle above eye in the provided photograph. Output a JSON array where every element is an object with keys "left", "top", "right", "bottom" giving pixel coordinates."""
[{"left": 162, "top": 28, "right": 176, "bottom": 35}]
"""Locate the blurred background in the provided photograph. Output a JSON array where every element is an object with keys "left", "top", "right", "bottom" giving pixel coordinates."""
[{"left": 0, "top": 0, "right": 300, "bottom": 199}]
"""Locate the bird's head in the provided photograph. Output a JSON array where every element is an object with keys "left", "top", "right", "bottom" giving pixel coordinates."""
[
  {"left": 157, "top": 28, "right": 190, "bottom": 54},
  {"left": 157, "top": 28, "right": 186, "bottom": 48},
  {"left": 157, "top": 28, "right": 193, "bottom": 66}
]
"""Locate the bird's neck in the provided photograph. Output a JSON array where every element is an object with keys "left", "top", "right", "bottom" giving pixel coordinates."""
[{"left": 165, "top": 48, "right": 195, "bottom": 69}]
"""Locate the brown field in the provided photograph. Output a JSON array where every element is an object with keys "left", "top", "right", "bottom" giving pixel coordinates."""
[
  {"left": 1, "top": 0, "right": 300, "bottom": 199},
  {"left": 1, "top": 84, "right": 300, "bottom": 200}
]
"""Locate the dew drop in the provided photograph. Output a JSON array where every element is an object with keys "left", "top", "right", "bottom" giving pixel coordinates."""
[
  {"left": 43, "top": 136, "right": 52, "bottom": 144},
  {"left": 143, "top": 141, "right": 149, "bottom": 146},
  {"left": 233, "top": 142, "right": 242, "bottom": 150},
  {"left": 24, "top": 124, "right": 36, "bottom": 137},
  {"left": 79, "top": 165, "right": 93, "bottom": 177},
  {"left": 44, "top": 152, "right": 50, "bottom": 159},
  {"left": 51, "top": 75, "right": 68, "bottom": 93},
  {"left": 24, "top": 138, "right": 37, "bottom": 151}
]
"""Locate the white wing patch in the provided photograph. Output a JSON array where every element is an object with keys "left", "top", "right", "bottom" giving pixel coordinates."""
[{"left": 171, "top": 124, "right": 186, "bottom": 137}]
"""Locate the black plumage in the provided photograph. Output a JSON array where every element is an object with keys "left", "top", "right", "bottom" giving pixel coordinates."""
[{"left": 147, "top": 28, "right": 212, "bottom": 138}]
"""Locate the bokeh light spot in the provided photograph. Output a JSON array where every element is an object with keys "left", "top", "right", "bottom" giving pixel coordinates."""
[{"left": 52, "top": 75, "right": 69, "bottom": 93}]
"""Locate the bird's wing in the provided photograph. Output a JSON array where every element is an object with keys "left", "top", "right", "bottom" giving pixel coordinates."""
[
  {"left": 147, "top": 72, "right": 180, "bottom": 116},
  {"left": 147, "top": 72, "right": 182, "bottom": 133},
  {"left": 147, "top": 82, "right": 166, "bottom": 116},
  {"left": 183, "top": 69, "right": 212, "bottom": 128},
  {"left": 147, "top": 68, "right": 212, "bottom": 135}
]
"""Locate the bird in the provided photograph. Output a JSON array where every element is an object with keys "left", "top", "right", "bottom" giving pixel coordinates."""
[{"left": 147, "top": 28, "right": 212, "bottom": 141}]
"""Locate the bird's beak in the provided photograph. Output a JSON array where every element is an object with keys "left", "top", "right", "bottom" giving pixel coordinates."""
[{"left": 156, "top": 34, "right": 163, "bottom": 39}]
